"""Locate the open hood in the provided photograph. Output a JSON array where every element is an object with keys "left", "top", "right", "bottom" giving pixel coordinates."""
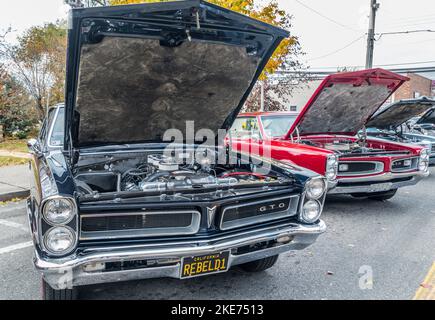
[
  {"left": 418, "top": 106, "right": 435, "bottom": 125},
  {"left": 366, "top": 97, "right": 435, "bottom": 129},
  {"left": 284, "top": 69, "right": 408, "bottom": 139},
  {"left": 64, "top": 0, "right": 288, "bottom": 148}
]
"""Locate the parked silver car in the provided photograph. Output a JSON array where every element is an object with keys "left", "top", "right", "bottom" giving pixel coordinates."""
[{"left": 366, "top": 97, "right": 435, "bottom": 165}]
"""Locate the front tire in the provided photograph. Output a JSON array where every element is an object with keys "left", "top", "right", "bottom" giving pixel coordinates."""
[
  {"left": 42, "top": 278, "right": 78, "bottom": 300},
  {"left": 239, "top": 255, "right": 279, "bottom": 272}
]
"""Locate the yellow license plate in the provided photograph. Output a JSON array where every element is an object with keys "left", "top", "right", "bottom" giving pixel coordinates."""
[{"left": 180, "top": 251, "right": 230, "bottom": 279}]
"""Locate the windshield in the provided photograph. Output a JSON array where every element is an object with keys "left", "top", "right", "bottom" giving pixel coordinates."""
[
  {"left": 49, "top": 108, "right": 64, "bottom": 147},
  {"left": 261, "top": 115, "right": 297, "bottom": 138},
  {"left": 230, "top": 117, "right": 261, "bottom": 139},
  {"left": 419, "top": 109, "right": 435, "bottom": 125}
]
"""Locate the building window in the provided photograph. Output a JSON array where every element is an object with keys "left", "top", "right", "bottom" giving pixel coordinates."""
[
  {"left": 289, "top": 105, "right": 297, "bottom": 112},
  {"left": 414, "top": 91, "right": 421, "bottom": 98}
]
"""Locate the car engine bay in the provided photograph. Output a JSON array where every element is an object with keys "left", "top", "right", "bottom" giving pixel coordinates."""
[
  {"left": 299, "top": 137, "right": 410, "bottom": 157},
  {"left": 73, "top": 150, "right": 293, "bottom": 200}
]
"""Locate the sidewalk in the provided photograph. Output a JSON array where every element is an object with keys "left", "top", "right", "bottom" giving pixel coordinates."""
[
  {"left": 0, "top": 150, "right": 31, "bottom": 159},
  {"left": 0, "top": 164, "right": 31, "bottom": 202}
]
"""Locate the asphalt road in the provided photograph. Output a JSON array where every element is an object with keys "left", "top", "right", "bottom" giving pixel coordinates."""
[{"left": 1, "top": 168, "right": 434, "bottom": 300}]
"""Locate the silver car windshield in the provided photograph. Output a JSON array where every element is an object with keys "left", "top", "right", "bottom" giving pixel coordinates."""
[{"left": 261, "top": 115, "right": 297, "bottom": 138}]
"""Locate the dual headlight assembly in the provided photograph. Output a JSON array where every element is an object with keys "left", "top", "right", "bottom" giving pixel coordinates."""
[
  {"left": 419, "top": 149, "right": 430, "bottom": 172},
  {"left": 299, "top": 177, "right": 326, "bottom": 224},
  {"left": 41, "top": 197, "right": 77, "bottom": 256},
  {"left": 325, "top": 155, "right": 338, "bottom": 181}
]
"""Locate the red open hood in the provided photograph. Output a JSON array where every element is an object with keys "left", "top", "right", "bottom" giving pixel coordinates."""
[{"left": 284, "top": 69, "right": 408, "bottom": 139}]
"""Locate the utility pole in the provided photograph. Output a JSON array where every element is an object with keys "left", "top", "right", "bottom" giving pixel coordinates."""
[
  {"left": 260, "top": 81, "right": 265, "bottom": 112},
  {"left": 365, "top": 0, "right": 380, "bottom": 69}
]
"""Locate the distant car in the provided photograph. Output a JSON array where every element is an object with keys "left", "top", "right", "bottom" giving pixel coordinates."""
[
  {"left": 231, "top": 69, "right": 430, "bottom": 201},
  {"left": 26, "top": 1, "right": 327, "bottom": 300},
  {"left": 414, "top": 105, "right": 435, "bottom": 135},
  {"left": 365, "top": 97, "right": 435, "bottom": 165}
]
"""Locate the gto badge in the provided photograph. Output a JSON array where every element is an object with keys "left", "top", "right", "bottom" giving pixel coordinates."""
[
  {"left": 206, "top": 206, "right": 217, "bottom": 228},
  {"left": 259, "top": 202, "right": 286, "bottom": 213}
]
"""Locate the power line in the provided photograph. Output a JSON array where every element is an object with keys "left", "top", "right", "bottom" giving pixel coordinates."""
[
  {"left": 277, "top": 66, "right": 435, "bottom": 77},
  {"left": 375, "top": 29, "right": 435, "bottom": 40},
  {"left": 310, "top": 60, "right": 435, "bottom": 70},
  {"left": 293, "top": 0, "right": 359, "bottom": 32},
  {"left": 307, "top": 34, "right": 366, "bottom": 61}
]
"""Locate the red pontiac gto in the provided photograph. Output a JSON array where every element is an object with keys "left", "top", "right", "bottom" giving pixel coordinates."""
[{"left": 230, "top": 69, "right": 430, "bottom": 201}]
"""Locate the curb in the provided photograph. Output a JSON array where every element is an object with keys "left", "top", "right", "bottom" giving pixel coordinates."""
[{"left": 0, "top": 190, "right": 30, "bottom": 202}]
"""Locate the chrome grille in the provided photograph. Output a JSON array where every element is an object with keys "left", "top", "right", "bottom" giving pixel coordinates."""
[
  {"left": 391, "top": 157, "right": 419, "bottom": 172},
  {"left": 80, "top": 210, "right": 201, "bottom": 240},
  {"left": 338, "top": 161, "right": 384, "bottom": 176},
  {"left": 432, "top": 145, "right": 435, "bottom": 154},
  {"left": 220, "top": 195, "right": 300, "bottom": 231}
]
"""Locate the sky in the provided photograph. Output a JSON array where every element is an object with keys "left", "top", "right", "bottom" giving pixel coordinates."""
[{"left": 1, "top": 0, "right": 435, "bottom": 78}]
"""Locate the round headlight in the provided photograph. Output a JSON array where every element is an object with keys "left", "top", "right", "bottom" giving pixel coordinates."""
[
  {"left": 306, "top": 178, "right": 326, "bottom": 200},
  {"left": 420, "top": 149, "right": 429, "bottom": 160},
  {"left": 419, "top": 149, "right": 430, "bottom": 172},
  {"left": 301, "top": 200, "right": 321, "bottom": 223},
  {"left": 43, "top": 198, "right": 75, "bottom": 225},
  {"left": 44, "top": 226, "right": 76, "bottom": 255},
  {"left": 419, "top": 159, "right": 429, "bottom": 172},
  {"left": 327, "top": 155, "right": 338, "bottom": 166},
  {"left": 326, "top": 170, "right": 337, "bottom": 180}
]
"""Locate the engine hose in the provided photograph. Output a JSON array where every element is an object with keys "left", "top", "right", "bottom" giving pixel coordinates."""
[{"left": 142, "top": 171, "right": 171, "bottom": 182}]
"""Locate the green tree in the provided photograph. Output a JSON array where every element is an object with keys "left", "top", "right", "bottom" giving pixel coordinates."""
[
  {"left": 0, "top": 21, "right": 67, "bottom": 120},
  {"left": 0, "top": 66, "right": 36, "bottom": 137}
]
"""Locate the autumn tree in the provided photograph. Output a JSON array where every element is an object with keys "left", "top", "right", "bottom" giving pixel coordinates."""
[
  {"left": 108, "top": 0, "right": 306, "bottom": 111},
  {"left": 0, "top": 21, "right": 67, "bottom": 120},
  {"left": 0, "top": 65, "right": 36, "bottom": 137},
  {"left": 64, "top": 0, "right": 109, "bottom": 7}
]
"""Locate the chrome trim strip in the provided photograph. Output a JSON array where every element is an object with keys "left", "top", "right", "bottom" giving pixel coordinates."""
[
  {"left": 338, "top": 161, "right": 384, "bottom": 176},
  {"left": 335, "top": 170, "right": 425, "bottom": 183},
  {"left": 79, "top": 210, "right": 201, "bottom": 240},
  {"left": 219, "top": 195, "right": 300, "bottom": 231},
  {"left": 328, "top": 171, "right": 429, "bottom": 194},
  {"left": 35, "top": 220, "right": 326, "bottom": 289}
]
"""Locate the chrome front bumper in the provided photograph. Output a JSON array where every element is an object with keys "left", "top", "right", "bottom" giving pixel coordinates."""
[
  {"left": 328, "top": 170, "right": 430, "bottom": 195},
  {"left": 34, "top": 221, "right": 326, "bottom": 289}
]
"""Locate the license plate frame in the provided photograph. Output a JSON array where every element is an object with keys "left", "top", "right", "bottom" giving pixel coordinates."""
[
  {"left": 369, "top": 182, "right": 393, "bottom": 193},
  {"left": 180, "top": 251, "right": 230, "bottom": 279}
]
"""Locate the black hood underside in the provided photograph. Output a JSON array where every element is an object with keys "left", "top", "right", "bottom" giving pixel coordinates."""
[
  {"left": 65, "top": 0, "right": 289, "bottom": 148},
  {"left": 76, "top": 37, "right": 258, "bottom": 145}
]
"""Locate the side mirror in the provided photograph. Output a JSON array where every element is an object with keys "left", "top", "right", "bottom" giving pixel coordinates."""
[{"left": 27, "top": 139, "right": 42, "bottom": 155}]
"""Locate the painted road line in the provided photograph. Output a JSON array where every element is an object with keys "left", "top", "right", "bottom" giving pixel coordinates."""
[
  {"left": 413, "top": 262, "right": 435, "bottom": 300},
  {"left": 0, "top": 219, "right": 29, "bottom": 232},
  {"left": 0, "top": 203, "right": 27, "bottom": 215},
  {"left": 0, "top": 241, "right": 33, "bottom": 255}
]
